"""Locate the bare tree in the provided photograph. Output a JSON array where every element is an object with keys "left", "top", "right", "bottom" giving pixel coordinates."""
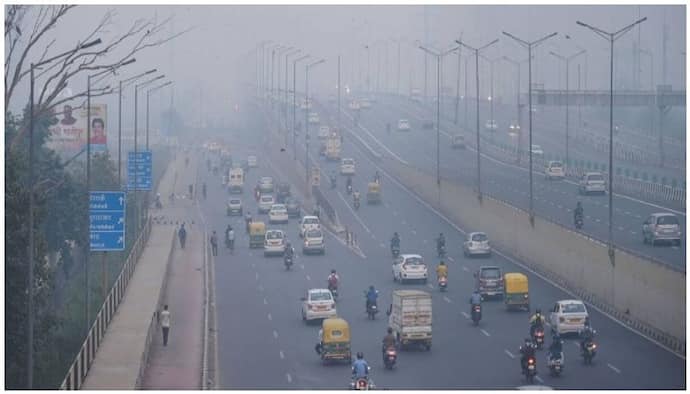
[{"left": 5, "top": 5, "right": 190, "bottom": 150}]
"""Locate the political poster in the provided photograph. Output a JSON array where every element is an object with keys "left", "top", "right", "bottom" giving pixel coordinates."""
[{"left": 48, "top": 103, "right": 107, "bottom": 154}]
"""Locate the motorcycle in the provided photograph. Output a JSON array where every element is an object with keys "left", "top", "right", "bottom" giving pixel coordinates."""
[
  {"left": 330, "top": 176, "right": 337, "bottom": 189},
  {"left": 524, "top": 356, "right": 537, "bottom": 383},
  {"left": 155, "top": 198, "right": 162, "bottom": 209},
  {"left": 328, "top": 283, "right": 338, "bottom": 301},
  {"left": 438, "top": 276, "right": 448, "bottom": 292},
  {"left": 349, "top": 376, "right": 375, "bottom": 391},
  {"left": 471, "top": 304, "right": 482, "bottom": 325},
  {"left": 548, "top": 352, "right": 564, "bottom": 377},
  {"left": 347, "top": 184, "right": 353, "bottom": 195},
  {"left": 437, "top": 243, "right": 446, "bottom": 258},
  {"left": 366, "top": 301, "right": 379, "bottom": 320},
  {"left": 391, "top": 245, "right": 400, "bottom": 258},
  {"left": 582, "top": 340, "right": 597, "bottom": 365},
  {"left": 383, "top": 347, "right": 397, "bottom": 369},
  {"left": 533, "top": 327, "right": 545, "bottom": 349},
  {"left": 354, "top": 197, "right": 360, "bottom": 210},
  {"left": 575, "top": 214, "right": 584, "bottom": 229},
  {"left": 284, "top": 254, "right": 293, "bottom": 270}
]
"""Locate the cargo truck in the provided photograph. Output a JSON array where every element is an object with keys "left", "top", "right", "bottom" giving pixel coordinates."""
[{"left": 387, "top": 290, "right": 432, "bottom": 350}]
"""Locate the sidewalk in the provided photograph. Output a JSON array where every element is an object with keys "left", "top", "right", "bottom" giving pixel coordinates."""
[
  {"left": 141, "top": 225, "right": 205, "bottom": 389},
  {"left": 81, "top": 151, "right": 202, "bottom": 389}
]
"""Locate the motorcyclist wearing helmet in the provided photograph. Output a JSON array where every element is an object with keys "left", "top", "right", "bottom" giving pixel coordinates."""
[
  {"left": 353, "top": 190, "right": 361, "bottom": 204},
  {"left": 352, "top": 352, "right": 369, "bottom": 379},
  {"left": 365, "top": 285, "right": 379, "bottom": 310},
  {"left": 574, "top": 201, "right": 584, "bottom": 221},
  {"left": 437, "top": 232, "right": 446, "bottom": 251},
  {"left": 529, "top": 308, "right": 546, "bottom": 337},
  {"left": 519, "top": 338, "right": 537, "bottom": 374},
  {"left": 549, "top": 333, "right": 564, "bottom": 361},
  {"left": 327, "top": 269, "right": 339, "bottom": 291},
  {"left": 469, "top": 290, "right": 482, "bottom": 306},
  {"left": 285, "top": 241, "right": 295, "bottom": 258},
  {"left": 580, "top": 316, "right": 595, "bottom": 351},
  {"left": 391, "top": 232, "right": 400, "bottom": 249},
  {"left": 436, "top": 261, "right": 448, "bottom": 279},
  {"left": 382, "top": 327, "right": 397, "bottom": 359}
]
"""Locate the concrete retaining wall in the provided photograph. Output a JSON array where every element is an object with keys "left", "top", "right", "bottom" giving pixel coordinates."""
[{"left": 380, "top": 155, "right": 686, "bottom": 352}]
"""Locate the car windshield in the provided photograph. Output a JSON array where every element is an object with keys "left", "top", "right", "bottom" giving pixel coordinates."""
[
  {"left": 657, "top": 215, "right": 679, "bottom": 225},
  {"left": 261, "top": 178, "right": 272, "bottom": 184},
  {"left": 588, "top": 174, "right": 604, "bottom": 181},
  {"left": 343, "top": 159, "right": 354, "bottom": 165},
  {"left": 266, "top": 231, "right": 283, "bottom": 240},
  {"left": 561, "top": 303, "right": 586, "bottom": 314},
  {"left": 404, "top": 257, "right": 424, "bottom": 266},
  {"left": 306, "top": 230, "right": 322, "bottom": 238},
  {"left": 272, "top": 205, "right": 286, "bottom": 210},
  {"left": 481, "top": 268, "right": 500, "bottom": 279},
  {"left": 304, "top": 218, "right": 319, "bottom": 225},
  {"left": 261, "top": 196, "right": 273, "bottom": 202},
  {"left": 550, "top": 162, "right": 563, "bottom": 168},
  {"left": 310, "top": 291, "right": 332, "bottom": 302},
  {"left": 472, "top": 233, "right": 488, "bottom": 242},
  {"left": 230, "top": 199, "right": 241, "bottom": 204},
  {"left": 532, "top": 145, "right": 541, "bottom": 150}
]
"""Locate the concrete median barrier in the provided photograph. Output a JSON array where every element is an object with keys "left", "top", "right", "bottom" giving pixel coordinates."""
[{"left": 379, "top": 155, "right": 685, "bottom": 354}]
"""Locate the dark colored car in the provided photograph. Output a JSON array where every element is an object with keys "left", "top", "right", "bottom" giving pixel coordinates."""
[
  {"left": 474, "top": 266, "right": 504, "bottom": 298},
  {"left": 276, "top": 182, "right": 291, "bottom": 203},
  {"left": 285, "top": 197, "right": 301, "bottom": 218}
]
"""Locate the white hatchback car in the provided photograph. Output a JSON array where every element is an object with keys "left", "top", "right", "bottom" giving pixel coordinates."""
[
  {"left": 226, "top": 198, "right": 242, "bottom": 216},
  {"left": 397, "top": 119, "right": 411, "bottom": 131},
  {"left": 545, "top": 161, "right": 565, "bottom": 180},
  {"left": 299, "top": 215, "right": 321, "bottom": 238},
  {"left": 301, "top": 289, "right": 337, "bottom": 321},
  {"left": 308, "top": 112, "right": 320, "bottom": 124},
  {"left": 579, "top": 172, "right": 606, "bottom": 195},
  {"left": 340, "top": 158, "right": 356, "bottom": 175},
  {"left": 392, "top": 254, "right": 428, "bottom": 283},
  {"left": 247, "top": 155, "right": 258, "bottom": 168},
  {"left": 268, "top": 204, "right": 289, "bottom": 224},
  {"left": 318, "top": 125, "right": 330, "bottom": 139},
  {"left": 531, "top": 144, "right": 544, "bottom": 156},
  {"left": 549, "top": 300, "right": 589, "bottom": 335},
  {"left": 263, "top": 229, "right": 286, "bottom": 256},
  {"left": 258, "top": 194, "right": 275, "bottom": 213},
  {"left": 303, "top": 228, "right": 325, "bottom": 255},
  {"left": 463, "top": 232, "right": 491, "bottom": 257}
]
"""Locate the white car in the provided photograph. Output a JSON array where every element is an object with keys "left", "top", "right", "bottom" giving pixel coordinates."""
[
  {"left": 549, "top": 300, "right": 589, "bottom": 335},
  {"left": 392, "top": 254, "right": 428, "bottom": 283},
  {"left": 360, "top": 98, "right": 371, "bottom": 109},
  {"left": 349, "top": 100, "right": 361, "bottom": 110},
  {"left": 463, "top": 232, "right": 491, "bottom": 257},
  {"left": 247, "top": 155, "right": 258, "bottom": 168},
  {"left": 258, "top": 176, "right": 274, "bottom": 193},
  {"left": 452, "top": 135, "right": 465, "bottom": 149},
  {"left": 263, "top": 229, "right": 286, "bottom": 256},
  {"left": 579, "top": 172, "right": 606, "bottom": 195},
  {"left": 308, "top": 112, "right": 320, "bottom": 124},
  {"left": 226, "top": 198, "right": 242, "bottom": 216},
  {"left": 258, "top": 194, "right": 275, "bottom": 213},
  {"left": 318, "top": 125, "right": 330, "bottom": 139},
  {"left": 302, "top": 228, "right": 325, "bottom": 254},
  {"left": 531, "top": 144, "right": 544, "bottom": 156},
  {"left": 642, "top": 212, "right": 682, "bottom": 246},
  {"left": 301, "top": 99, "right": 312, "bottom": 110},
  {"left": 299, "top": 215, "right": 321, "bottom": 238},
  {"left": 485, "top": 119, "right": 498, "bottom": 131},
  {"left": 545, "top": 161, "right": 565, "bottom": 180},
  {"left": 301, "top": 288, "right": 337, "bottom": 321},
  {"left": 397, "top": 119, "right": 411, "bottom": 131},
  {"left": 268, "top": 204, "right": 289, "bottom": 224},
  {"left": 340, "top": 158, "right": 356, "bottom": 175}
]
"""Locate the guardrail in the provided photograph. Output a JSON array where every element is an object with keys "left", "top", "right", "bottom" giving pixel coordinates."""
[{"left": 60, "top": 217, "right": 152, "bottom": 390}]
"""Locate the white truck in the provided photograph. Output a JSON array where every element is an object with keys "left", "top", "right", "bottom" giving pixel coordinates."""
[
  {"left": 325, "top": 134, "right": 341, "bottom": 161},
  {"left": 388, "top": 290, "right": 432, "bottom": 351},
  {"left": 227, "top": 167, "right": 244, "bottom": 194}
]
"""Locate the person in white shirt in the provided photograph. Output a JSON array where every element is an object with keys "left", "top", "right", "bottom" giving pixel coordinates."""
[{"left": 160, "top": 305, "right": 171, "bottom": 346}]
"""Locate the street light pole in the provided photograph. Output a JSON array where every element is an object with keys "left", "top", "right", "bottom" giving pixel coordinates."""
[
  {"left": 480, "top": 55, "right": 500, "bottom": 126},
  {"left": 285, "top": 49, "right": 301, "bottom": 138},
  {"left": 577, "top": 17, "right": 647, "bottom": 265},
  {"left": 550, "top": 49, "right": 586, "bottom": 170},
  {"left": 456, "top": 38, "right": 499, "bottom": 201},
  {"left": 455, "top": 33, "right": 463, "bottom": 125},
  {"left": 305, "top": 59, "right": 326, "bottom": 196},
  {"left": 419, "top": 45, "right": 459, "bottom": 187},
  {"left": 293, "top": 54, "right": 310, "bottom": 159},
  {"left": 502, "top": 56, "right": 525, "bottom": 163},
  {"left": 502, "top": 30, "right": 558, "bottom": 225}
]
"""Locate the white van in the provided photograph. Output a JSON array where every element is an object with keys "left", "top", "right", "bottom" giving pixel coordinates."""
[{"left": 228, "top": 168, "right": 244, "bottom": 194}]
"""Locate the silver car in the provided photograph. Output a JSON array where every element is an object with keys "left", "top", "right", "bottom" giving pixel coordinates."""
[
  {"left": 259, "top": 176, "right": 274, "bottom": 193},
  {"left": 642, "top": 213, "right": 682, "bottom": 246},
  {"left": 579, "top": 172, "right": 606, "bottom": 195},
  {"left": 302, "top": 229, "right": 325, "bottom": 255},
  {"left": 463, "top": 232, "right": 492, "bottom": 257}
]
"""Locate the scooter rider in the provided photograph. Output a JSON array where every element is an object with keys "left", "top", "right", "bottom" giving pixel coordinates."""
[
  {"left": 549, "top": 333, "right": 564, "bottom": 361},
  {"left": 469, "top": 289, "right": 482, "bottom": 311},
  {"left": 391, "top": 232, "right": 400, "bottom": 250},
  {"left": 346, "top": 176, "right": 353, "bottom": 192},
  {"left": 285, "top": 241, "right": 295, "bottom": 259},
  {"left": 580, "top": 317, "right": 595, "bottom": 351},
  {"left": 437, "top": 232, "right": 446, "bottom": 252},
  {"left": 436, "top": 261, "right": 448, "bottom": 279},
  {"left": 519, "top": 338, "right": 537, "bottom": 374},
  {"left": 353, "top": 190, "right": 361, "bottom": 205},
  {"left": 365, "top": 285, "right": 379, "bottom": 311},
  {"left": 574, "top": 201, "right": 584, "bottom": 222},
  {"left": 529, "top": 308, "right": 546, "bottom": 337},
  {"left": 352, "top": 352, "right": 369, "bottom": 379},
  {"left": 327, "top": 269, "right": 339, "bottom": 291},
  {"left": 382, "top": 327, "right": 397, "bottom": 359}
]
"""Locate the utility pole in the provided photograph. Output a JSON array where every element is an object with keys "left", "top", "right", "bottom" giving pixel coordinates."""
[
  {"left": 455, "top": 33, "right": 463, "bottom": 125},
  {"left": 550, "top": 48, "right": 586, "bottom": 169}
]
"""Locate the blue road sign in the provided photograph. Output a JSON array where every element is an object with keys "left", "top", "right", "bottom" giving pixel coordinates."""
[
  {"left": 90, "top": 191, "right": 126, "bottom": 251},
  {"left": 127, "top": 150, "right": 152, "bottom": 191}
]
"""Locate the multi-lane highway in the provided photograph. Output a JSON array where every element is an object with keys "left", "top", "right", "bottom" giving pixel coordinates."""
[
  {"left": 310, "top": 95, "right": 686, "bottom": 269},
  {"left": 197, "top": 99, "right": 685, "bottom": 389}
]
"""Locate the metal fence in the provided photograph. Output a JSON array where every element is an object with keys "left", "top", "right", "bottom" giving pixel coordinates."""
[{"left": 59, "top": 217, "right": 152, "bottom": 390}]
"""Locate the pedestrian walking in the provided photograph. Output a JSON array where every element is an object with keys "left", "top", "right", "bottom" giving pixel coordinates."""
[
  {"left": 178, "top": 223, "right": 187, "bottom": 249},
  {"left": 210, "top": 231, "right": 218, "bottom": 257},
  {"left": 160, "top": 305, "right": 171, "bottom": 346}
]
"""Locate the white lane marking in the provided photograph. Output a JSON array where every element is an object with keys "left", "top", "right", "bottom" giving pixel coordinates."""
[
  {"left": 336, "top": 191, "right": 372, "bottom": 234},
  {"left": 461, "top": 311, "right": 470, "bottom": 319},
  {"left": 480, "top": 329, "right": 490, "bottom": 337},
  {"left": 380, "top": 243, "right": 386, "bottom": 248},
  {"left": 286, "top": 373, "right": 292, "bottom": 383},
  {"left": 273, "top": 330, "right": 279, "bottom": 339},
  {"left": 306, "top": 275, "right": 311, "bottom": 281},
  {"left": 427, "top": 283, "right": 434, "bottom": 289},
  {"left": 267, "top": 313, "right": 272, "bottom": 321},
  {"left": 631, "top": 231, "right": 637, "bottom": 235},
  {"left": 423, "top": 239, "right": 428, "bottom": 244},
  {"left": 504, "top": 349, "right": 516, "bottom": 359},
  {"left": 337, "top": 108, "right": 686, "bottom": 359},
  {"left": 625, "top": 211, "right": 631, "bottom": 215},
  {"left": 462, "top": 266, "right": 469, "bottom": 272},
  {"left": 280, "top": 350, "right": 285, "bottom": 359},
  {"left": 300, "top": 264, "right": 305, "bottom": 270},
  {"left": 340, "top": 108, "right": 410, "bottom": 164},
  {"left": 535, "top": 376, "right": 544, "bottom": 383},
  {"left": 255, "top": 272, "right": 259, "bottom": 280},
  {"left": 393, "top": 211, "right": 398, "bottom": 216},
  {"left": 411, "top": 229, "right": 417, "bottom": 235},
  {"left": 264, "top": 298, "right": 268, "bottom": 305},
  {"left": 258, "top": 285, "right": 264, "bottom": 292},
  {"left": 402, "top": 220, "right": 407, "bottom": 225},
  {"left": 618, "top": 226, "right": 625, "bottom": 231},
  {"left": 447, "top": 256, "right": 455, "bottom": 262},
  {"left": 595, "top": 218, "right": 601, "bottom": 222},
  {"left": 249, "top": 252, "right": 254, "bottom": 257},
  {"left": 607, "top": 363, "right": 621, "bottom": 374},
  {"left": 443, "top": 296, "right": 452, "bottom": 303}
]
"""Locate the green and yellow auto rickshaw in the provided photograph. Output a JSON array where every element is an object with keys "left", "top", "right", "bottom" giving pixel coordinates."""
[
  {"left": 319, "top": 317, "right": 351, "bottom": 364},
  {"left": 503, "top": 272, "right": 530, "bottom": 311}
]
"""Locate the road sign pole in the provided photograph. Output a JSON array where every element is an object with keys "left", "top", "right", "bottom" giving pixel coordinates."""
[{"left": 102, "top": 252, "right": 108, "bottom": 301}]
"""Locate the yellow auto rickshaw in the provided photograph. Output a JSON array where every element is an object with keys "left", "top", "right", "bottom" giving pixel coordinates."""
[
  {"left": 366, "top": 182, "right": 381, "bottom": 204},
  {"left": 319, "top": 317, "right": 351, "bottom": 364},
  {"left": 249, "top": 221, "right": 266, "bottom": 248},
  {"left": 503, "top": 272, "right": 530, "bottom": 311}
]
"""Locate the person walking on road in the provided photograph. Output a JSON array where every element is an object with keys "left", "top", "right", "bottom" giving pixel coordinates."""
[
  {"left": 160, "top": 305, "right": 171, "bottom": 346},
  {"left": 210, "top": 231, "right": 218, "bottom": 257},
  {"left": 178, "top": 223, "right": 187, "bottom": 249}
]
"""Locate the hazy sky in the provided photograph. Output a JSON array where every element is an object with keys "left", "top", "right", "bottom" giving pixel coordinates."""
[{"left": 7, "top": 4, "right": 686, "bottom": 130}]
